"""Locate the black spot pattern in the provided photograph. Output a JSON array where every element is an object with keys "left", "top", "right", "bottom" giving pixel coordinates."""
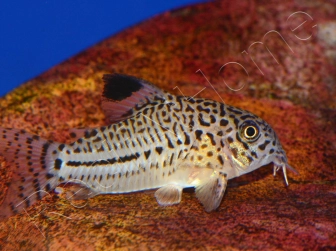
[
  {"left": 54, "top": 159, "right": 63, "bottom": 170},
  {"left": 258, "top": 140, "right": 270, "bottom": 150}
]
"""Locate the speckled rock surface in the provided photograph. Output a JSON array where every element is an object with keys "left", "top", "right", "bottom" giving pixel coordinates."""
[{"left": 0, "top": 0, "right": 336, "bottom": 250}]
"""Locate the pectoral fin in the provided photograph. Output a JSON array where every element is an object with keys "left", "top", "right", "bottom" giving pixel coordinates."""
[
  {"left": 64, "top": 183, "right": 98, "bottom": 201},
  {"left": 195, "top": 172, "right": 228, "bottom": 212},
  {"left": 155, "top": 184, "right": 183, "bottom": 206}
]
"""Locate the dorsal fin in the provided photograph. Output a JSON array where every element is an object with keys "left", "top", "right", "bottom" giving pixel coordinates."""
[{"left": 101, "top": 74, "right": 166, "bottom": 123}]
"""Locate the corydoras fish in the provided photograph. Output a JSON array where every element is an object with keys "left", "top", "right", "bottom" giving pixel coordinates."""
[{"left": 0, "top": 74, "right": 298, "bottom": 219}]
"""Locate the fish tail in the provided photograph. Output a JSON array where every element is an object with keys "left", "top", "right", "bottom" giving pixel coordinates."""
[{"left": 0, "top": 127, "right": 60, "bottom": 220}]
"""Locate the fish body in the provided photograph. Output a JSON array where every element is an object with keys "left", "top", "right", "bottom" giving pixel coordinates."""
[{"left": 0, "top": 74, "right": 297, "bottom": 219}]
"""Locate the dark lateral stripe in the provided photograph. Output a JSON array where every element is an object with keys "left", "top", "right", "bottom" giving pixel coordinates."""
[
  {"left": 119, "top": 152, "right": 140, "bottom": 163},
  {"left": 66, "top": 152, "right": 140, "bottom": 168}
]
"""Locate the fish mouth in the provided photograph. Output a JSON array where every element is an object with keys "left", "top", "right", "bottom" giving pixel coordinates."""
[{"left": 273, "top": 162, "right": 299, "bottom": 186}]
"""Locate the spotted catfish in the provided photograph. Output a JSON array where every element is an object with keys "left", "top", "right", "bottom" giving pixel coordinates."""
[{"left": 0, "top": 74, "right": 298, "bottom": 219}]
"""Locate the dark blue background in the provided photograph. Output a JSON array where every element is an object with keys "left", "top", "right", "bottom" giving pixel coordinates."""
[{"left": 0, "top": 0, "right": 204, "bottom": 97}]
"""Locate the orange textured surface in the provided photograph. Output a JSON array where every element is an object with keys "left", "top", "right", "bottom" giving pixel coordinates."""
[{"left": 0, "top": 0, "right": 336, "bottom": 250}]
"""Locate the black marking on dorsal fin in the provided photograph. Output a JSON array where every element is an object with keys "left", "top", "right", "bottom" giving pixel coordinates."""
[
  {"left": 101, "top": 73, "right": 167, "bottom": 123},
  {"left": 103, "top": 74, "right": 144, "bottom": 101}
]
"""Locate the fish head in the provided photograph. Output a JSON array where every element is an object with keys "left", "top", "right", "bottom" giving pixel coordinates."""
[{"left": 223, "top": 114, "right": 298, "bottom": 185}]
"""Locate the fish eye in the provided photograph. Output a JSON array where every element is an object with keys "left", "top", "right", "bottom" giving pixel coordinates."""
[
  {"left": 244, "top": 126, "right": 257, "bottom": 139},
  {"left": 240, "top": 121, "right": 260, "bottom": 142}
]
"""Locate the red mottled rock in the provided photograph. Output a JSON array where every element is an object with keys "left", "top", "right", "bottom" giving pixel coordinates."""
[{"left": 0, "top": 0, "right": 335, "bottom": 250}]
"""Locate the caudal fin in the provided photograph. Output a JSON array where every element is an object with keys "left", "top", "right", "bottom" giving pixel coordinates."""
[{"left": 0, "top": 127, "right": 60, "bottom": 220}]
